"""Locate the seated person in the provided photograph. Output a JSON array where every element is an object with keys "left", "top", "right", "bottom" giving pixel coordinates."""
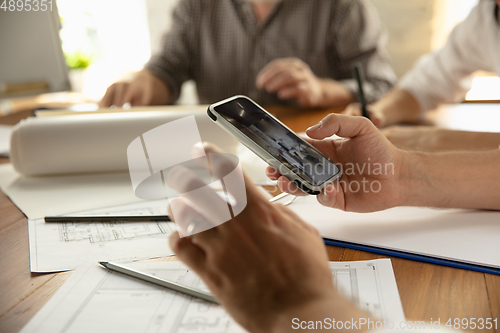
[
  {"left": 167, "top": 114, "right": 499, "bottom": 332},
  {"left": 345, "top": 0, "right": 500, "bottom": 151},
  {"left": 100, "top": 0, "right": 396, "bottom": 109}
]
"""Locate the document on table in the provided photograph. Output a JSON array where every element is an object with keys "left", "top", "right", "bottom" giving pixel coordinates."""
[
  {"left": 0, "top": 124, "right": 12, "bottom": 156},
  {"left": 0, "top": 156, "right": 272, "bottom": 220},
  {"left": 29, "top": 200, "right": 176, "bottom": 273},
  {"left": 0, "top": 164, "right": 144, "bottom": 219},
  {"left": 289, "top": 196, "right": 500, "bottom": 270},
  {"left": 20, "top": 259, "right": 405, "bottom": 333}
]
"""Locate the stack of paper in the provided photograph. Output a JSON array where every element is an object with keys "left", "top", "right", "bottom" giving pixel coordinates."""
[{"left": 289, "top": 196, "right": 500, "bottom": 273}]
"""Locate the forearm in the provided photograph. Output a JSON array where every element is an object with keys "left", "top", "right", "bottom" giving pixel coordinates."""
[
  {"left": 147, "top": 70, "right": 171, "bottom": 105},
  {"left": 371, "top": 88, "right": 422, "bottom": 127},
  {"left": 400, "top": 150, "right": 500, "bottom": 210},
  {"left": 429, "top": 130, "right": 500, "bottom": 151}
]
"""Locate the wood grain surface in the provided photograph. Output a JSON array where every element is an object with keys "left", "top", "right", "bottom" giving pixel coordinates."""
[{"left": 0, "top": 105, "right": 499, "bottom": 333}]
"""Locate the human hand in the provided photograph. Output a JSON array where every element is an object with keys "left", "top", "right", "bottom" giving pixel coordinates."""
[
  {"left": 256, "top": 58, "right": 352, "bottom": 108},
  {"left": 342, "top": 88, "right": 423, "bottom": 128},
  {"left": 342, "top": 103, "right": 386, "bottom": 128},
  {"left": 99, "top": 70, "right": 169, "bottom": 108},
  {"left": 168, "top": 143, "right": 365, "bottom": 333},
  {"left": 266, "top": 114, "right": 406, "bottom": 213}
]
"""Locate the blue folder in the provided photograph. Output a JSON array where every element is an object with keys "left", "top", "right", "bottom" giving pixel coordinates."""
[{"left": 323, "top": 238, "right": 500, "bottom": 276}]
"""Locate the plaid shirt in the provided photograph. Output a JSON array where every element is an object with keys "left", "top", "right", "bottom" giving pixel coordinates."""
[{"left": 145, "top": 0, "right": 397, "bottom": 106}]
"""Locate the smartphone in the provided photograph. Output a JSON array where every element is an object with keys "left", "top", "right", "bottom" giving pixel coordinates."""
[{"left": 207, "top": 95, "right": 342, "bottom": 195}]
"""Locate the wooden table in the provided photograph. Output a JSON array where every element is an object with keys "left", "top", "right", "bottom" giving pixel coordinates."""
[{"left": 0, "top": 104, "right": 499, "bottom": 332}]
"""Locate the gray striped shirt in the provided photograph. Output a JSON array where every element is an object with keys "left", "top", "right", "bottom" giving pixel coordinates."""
[{"left": 145, "top": 0, "right": 397, "bottom": 106}]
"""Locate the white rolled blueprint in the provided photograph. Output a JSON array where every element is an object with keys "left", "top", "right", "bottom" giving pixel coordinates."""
[{"left": 9, "top": 110, "right": 238, "bottom": 176}]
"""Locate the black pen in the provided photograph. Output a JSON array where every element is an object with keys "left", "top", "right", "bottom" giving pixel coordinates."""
[
  {"left": 44, "top": 215, "right": 171, "bottom": 223},
  {"left": 353, "top": 63, "right": 370, "bottom": 119}
]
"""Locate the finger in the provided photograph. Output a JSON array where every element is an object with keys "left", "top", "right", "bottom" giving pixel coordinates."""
[
  {"left": 167, "top": 165, "right": 232, "bottom": 226},
  {"left": 266, "top": 166, "right": 281, "bottom": 181},
  {"left": 263, "top": 71, "right": 302, "bottom": 93},
  {"left": 317, "top": 183, "right": 346, "bottom": 210},
  {"left": 277, "top": 85, "right": 302, "bottom": 100},
  {"left": 169, "top": 197, "right": 220, "bottom": 238},
  {"left": 306, "top": 113, "right": 374, "bottom": 140},
  {"left": 112, "top": 83, "right": 128, "bottom": 107},
  {"left": 256, "top": 59, "right": 289, "bottom": 89},
  {"left": 369, "top": 112, "right": 384, "bottom": 128},
  {"left": 190, "top": 142, "right": 270, "bottom": 223},
  {"left": 342, "top": 103, "right": 385, "bottom": 128},
  {"left": 169, "top": 231, "right": 207, "bottom": 272},
  {"left": 276, "top": 176, "right": 309, "bottom": 196},
  {"left": 342, "top": 103, "right": 362, "bottom": 116},
  {"left": 295, "top": 81, "right": 316, "bottom": 107},
  {"left": 201, "top": 143, "right": 267, "bottom": 201},
  {"left": 99, "top": 84, "right": 116, "bottom": 108}
]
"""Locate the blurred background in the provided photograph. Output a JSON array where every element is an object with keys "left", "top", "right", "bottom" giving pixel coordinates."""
[{"left": 1, "top": 0, "right": 499, "bottom": 107}]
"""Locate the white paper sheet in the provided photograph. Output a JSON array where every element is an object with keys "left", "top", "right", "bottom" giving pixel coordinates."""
[
  {"left": 289, "top": 196, "right": 500, "bottom": 269},
  {"left": 0, "top": 124, "right": 12, "bottom": 156},
  {"left": 20, "top": 259, "right": 405, "bottom": 333},
  {"left": 0, "top": 159, "right": 273, "bottom": 220},
  {"left": 0, "top": 164, "right": 144, "bottom": 219},
  {"left": 29, "top": 200, "right": 176, "bottom": 272}
]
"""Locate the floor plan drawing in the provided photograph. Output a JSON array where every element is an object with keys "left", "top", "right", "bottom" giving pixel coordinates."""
[
  {"left": 58, "top": 222, "right": 170, "bottom": 243},
  {"left": 21, "top": 260, "right": 406, "bottom": 333},
  {"left": 29, "top": 200, "right": 176, "bottom": 273},
  {"left": 331, "top": 261, "right": 385, "bottom": 319}
]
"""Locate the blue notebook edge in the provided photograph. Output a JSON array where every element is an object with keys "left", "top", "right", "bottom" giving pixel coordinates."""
[{"left": 323, "top": 237, "right": 500, "bottom": 276}]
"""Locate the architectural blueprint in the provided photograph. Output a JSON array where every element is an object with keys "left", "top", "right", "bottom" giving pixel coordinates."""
[
  {"left": 29, "top": 200, "right": 176, "bottom": 273},
  {"left": 20, "top": 259, "right": 405, "bottom": 333},
  {"left": 331, "top": 260, "right": 403, "bottom": 320}
]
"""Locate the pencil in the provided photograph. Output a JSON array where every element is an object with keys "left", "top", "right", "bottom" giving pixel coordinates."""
[
  {"left": 99, "top": 261, "right": 219, "bottom": 304},
  {"left": 353, "top": 63, "right": 370, "bottom": 119},
  {"left": 44, "top": 215, "right": 171, "bottom": 223}
]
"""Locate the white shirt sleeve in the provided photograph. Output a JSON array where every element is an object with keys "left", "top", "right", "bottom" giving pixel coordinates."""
[{"left": 398, "top": 0, "right": 498, "bottom": 112}]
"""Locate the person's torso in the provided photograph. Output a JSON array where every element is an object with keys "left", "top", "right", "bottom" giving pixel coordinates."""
[{"left": 192, "top": 0, "right": 340, "bottom": 106}]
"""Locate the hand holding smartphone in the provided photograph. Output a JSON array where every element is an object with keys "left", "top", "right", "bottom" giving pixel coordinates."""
[{"left": 208, "top": 96, "right": 342, "bottom": 195}]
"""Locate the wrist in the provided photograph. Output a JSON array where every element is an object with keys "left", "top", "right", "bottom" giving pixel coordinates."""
[
  {"left": 141, "top": 70, "right": 170, "bottom": 105},
  {"left": 397, "top": 150, "right": 447, "bottom": 208},
  {"left": 318, "top": 79, "right": 353, "bottom": 108},
  {"left": 371, "top": 88, "right": 422, "bottom": 127}
]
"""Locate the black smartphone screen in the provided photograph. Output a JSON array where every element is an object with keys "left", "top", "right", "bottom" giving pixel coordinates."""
[{"left": 214, "top": 97, "right": 340, "bottom": 187}]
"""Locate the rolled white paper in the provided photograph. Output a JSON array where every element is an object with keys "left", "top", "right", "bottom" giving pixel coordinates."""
[{"left": 10, "top": 110, "right": 237, "bottom": 176}]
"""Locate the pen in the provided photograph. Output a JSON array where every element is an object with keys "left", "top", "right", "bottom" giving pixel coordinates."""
[
  {"left": 98, "top": 261, "right": 219, "bottom": 304},
  {"left": 44, "top": 215, "right": 171, "bottom": 223},
  {"left": 45, "top": 195, "right": 295, "bottom": 223},
  {"left": 353, "top": 63, "right": 370, "bottom": 119}
]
